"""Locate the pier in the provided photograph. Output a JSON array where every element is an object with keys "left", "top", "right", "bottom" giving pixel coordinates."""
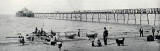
[{"left": 34, "top": 8, "right": 160, "bottom": 25}]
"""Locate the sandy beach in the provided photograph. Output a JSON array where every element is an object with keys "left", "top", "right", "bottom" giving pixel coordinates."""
[
  {"left": 0, "top": 15, "right": 160, "bottom": 51},
  {"left": 0, "top": 35, "right": 160, "bottom": 51}
]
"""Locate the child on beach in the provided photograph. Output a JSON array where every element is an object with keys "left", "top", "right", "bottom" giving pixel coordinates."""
[
  {"left": 19, "top": 36, "right": 25, "bottom": 45},
  {"left": 92, "top": 41, "right": 95, "bottom": 47},
  {"left": 78, "top": 29, "right": 81, "bottom": 37},
  {"left": 18, "top": 33, "right": 25, "bottom": 45},
  {"left": 92, "top": 37, "right": 102, "bottom": 47},
  {"left": 57, "top": 41, "right": 63, "bottom": 51},
  {"left": 97, "top": 39, "right": 102, "bottom": 47},
  {"left": 21, "top": 37, "right": 25, "bottom": 45}
]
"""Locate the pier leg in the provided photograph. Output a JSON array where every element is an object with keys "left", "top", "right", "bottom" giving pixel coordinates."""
[
  {"left": 134, "top": 13, "right": 136, "bottom": 24},
  {"left": 59, "top": 14, "right": 61, "bottom": 19},
  {"left": 98, "top": 14, "right": 100, "bottom": 22},
  {"left": 55, "top": 14, "right": 57, "bottom": 19},
  {"left": 80, "top": 14, "right": 82, "bottom": 21},
  {"left": 99, "top": 14, "right": 102, "bottom": 22},
  {"left": 114, "top": 13, "right": 116, "bottom": 22},
  {"left": 91, "top": 14, "right": 94, "bottom": 22},
  {"left": 123, "top": 14, "right": 125, "bottom": 24},
  {"left": 108, "top": 14, "right": 110, "bottom": 22},
  {"left": 127, "top": 14, "right": 130, "bottom": 24},
  {"left": 154, "top": 13, "right": 157, "bottom": 26},
  {"left": 140, "top": 14, "right": 142, "bottom": 25},
  {"left": 117, "top": 13, "right": 119, "bottom": 23},
  {"left": 105, "top": 14, "right": 108, "bottom": 22},
  {"left": 62, "top": 14, "right": 64, "bottom": 19},
  {"left": 86, "top": 14, "right": 88, "bottom": 21},
  {"left": 71, "top": 13, "right": 73, "bottom": 20},
  {"left": 75, "top": 14, "right": 77, "bottom": 20},
  {"left": 66, "top": 14, "right": 68, "bottom": 19},
  {"left": 147, "top": 14, "right": 149, "bottom": 25}
]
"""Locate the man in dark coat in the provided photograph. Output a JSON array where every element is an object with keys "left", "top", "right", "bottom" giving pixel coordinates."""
[
  {"left": 35, "top": 27, "right": 38, "bottom": 33},
  {"left": 152, "top": 27, "right": 155, "bottom": 37},
  {"left": 103, "top": 27, "right": 108, "bottom": 45},
  {"left": 139, "top": 27, "right": 143, "bottom": 37},
  {"left": 78, "top": 29, "right": 81, "bottom": 37}
]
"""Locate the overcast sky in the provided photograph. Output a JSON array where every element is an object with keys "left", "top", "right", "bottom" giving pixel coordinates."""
[{"left": 0, "top": 0, "right": 160, "bottom": 14}]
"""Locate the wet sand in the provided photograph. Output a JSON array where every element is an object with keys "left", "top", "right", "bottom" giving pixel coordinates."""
[{"left": 0, "top": 37, "right": 160, "bottom": 51}]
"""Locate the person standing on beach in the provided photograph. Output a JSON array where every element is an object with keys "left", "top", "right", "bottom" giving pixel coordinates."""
[
  {"left": 21, "top": 37, "right": 25, "bottom": 45},
  {"left": 152, "top": 27, "right": 155, "bottom": 37},
  {"left": 57, "top": 41, "right": 63, "bottom": 51},
  {"left": 103, "top": 27, "right": 108, "bottom": 45},
  {"left": 18, "top": 33, "right": 25, "bottom": 45},
  {"left": 78, "top": 29, "right": 81, "bottom": 37},
  {"left": 139, "top": 27, "right": 143, "bottom": 37},
  {"left": 35, "top": 27, "right": 38, "bottom": 34}
]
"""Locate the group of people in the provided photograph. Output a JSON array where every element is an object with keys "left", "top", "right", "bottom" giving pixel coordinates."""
[
  {"left": 16, "top": 25, "right": 160, "bottom": 51},
  {"left": 33, "top": 27, "right": 48, "bottom": 36},
  {"left": 92, "top": 26, "right": 160, "bottom": 47},
  {"left": 92, "top": 27, "right": 108, "bottom": 47},
  {"left": 139, "top": 26, "right": 160, "bottom": 37},
  {"left": 17, "top": 27, "right": 63, "bottom": 51},
  {"left": 34, "top": 27, "right": 63, "bottom": 51}
]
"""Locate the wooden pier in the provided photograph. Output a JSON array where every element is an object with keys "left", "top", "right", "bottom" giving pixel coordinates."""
[{"left": 34, "top": 8, "right": 160, "bottom": 25}]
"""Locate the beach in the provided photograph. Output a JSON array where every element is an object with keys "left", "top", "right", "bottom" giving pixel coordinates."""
[
  {"left": 0, "top": 14, "right": 160, "bottom": 51},
  {"left": 0, "top": 36, "right": 160, "bottom": 51}
]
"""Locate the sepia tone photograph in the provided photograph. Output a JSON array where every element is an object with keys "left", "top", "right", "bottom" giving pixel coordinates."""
[{"left": 0, "top": 0, "right": 160, "bottom": 51}]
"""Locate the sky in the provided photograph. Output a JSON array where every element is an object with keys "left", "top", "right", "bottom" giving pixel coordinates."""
[{"left": 0, "top": 0, "right": 160, "bottom": 14}]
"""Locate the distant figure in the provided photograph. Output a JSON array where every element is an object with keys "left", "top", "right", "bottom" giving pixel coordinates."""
[
  {"left": 97, "top": 39, "right": 102, "bottom": 47},
  {"left": 31, "top": 36, "right": 34, "bottom": 41},
  {"left": 26, "top": 34, "right": 32, "bottom": 41},
  {"left": 152, "top": 27, "right": 156, "bottom": 37},
  {"left": 92, "top": 38, "right": 102, "bottom": 47},
  {"left": 157, "top": 30, "right": 159, "bottom": 35},
  {"left": 78, "top": 29, "right": 80, "bottom": 37},
  {"left": 50, "top": 36, "right": 57, "bottom": 46},
  {"left": 91, "top": 41, "right": 95, "bottom": 47},
  {"left": 51, "top": 30, "right": 56, "bottom": 36},
  {"left": 103, "top": 27, "right": 108, "bottom": 45},
  {"left": 57, "top": 41, "right": 63, "bottom": 51},
  {"left": 40, "top": 28, "right": 44, "bottom": 35},
  {"left": 156, "top": 27, "right": 160, "bottom": 35},
  {"left": 35, "top": 27, "right": 38, "bottom": 33},
  {"left": 18, "top": 34, "right": 25, "bottom": 45},
  {"left": 139, "top": 27, "right": 143, "bottom": 37},
  {"left": 21, "top": 37, "right": 25, "bottom": 45}
]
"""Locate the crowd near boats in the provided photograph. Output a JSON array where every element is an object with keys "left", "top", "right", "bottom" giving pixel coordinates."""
[
  {"left": 17, "top": 27, "right": 98, "bottom": 50},
  {"left": 16, "top": 26, "right": 160, "bottom": 50}
]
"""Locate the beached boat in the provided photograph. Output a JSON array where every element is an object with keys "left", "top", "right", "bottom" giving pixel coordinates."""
[
  {"left": 64, "top": 31, "right": 77, "bottom": 39},
  {"left": 86, "top": 33, "right": 98, "bottom": 39},
  {"left": 16, "top": 8, "right": 34, "bottom": 17}
]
